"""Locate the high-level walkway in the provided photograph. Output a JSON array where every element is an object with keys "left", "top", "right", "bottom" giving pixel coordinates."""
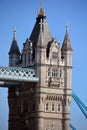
[{"left": 0, "top": 66, "right": 39, "bottom": 83}]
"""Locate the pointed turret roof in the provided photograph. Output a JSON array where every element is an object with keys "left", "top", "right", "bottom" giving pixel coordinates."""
[
  {"left": 9, "top": 27, "right": 20, "bottom": 55},
  {"left": 61, "top": 24, "right": 72, "bottom": 51},
  {"left": 29, "top": 5, "right": 52, "bottom": 48}
]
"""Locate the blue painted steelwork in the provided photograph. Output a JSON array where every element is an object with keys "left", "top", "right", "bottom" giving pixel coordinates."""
[
  {"left": 0, "top": 67, "right": 39, "bottom": 82},
  {"left": 70, "top": 124, "right": 77, "bottom": 130},
  {"left": 0, "top": 81, "right": 21, "bottom": 87},
  {"left": 72, "top": 90, "right": 87, "bottom": 119}
]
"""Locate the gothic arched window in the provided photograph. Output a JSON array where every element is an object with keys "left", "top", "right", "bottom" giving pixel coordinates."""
[
  {"left": 52, "top": 104, "right": 54, "bottom": 111},
  {"left": 46, "top": 103, "right": 48, "bottom": 111},
  {"left": 23, "top": 100, "right": 28, "bottom": 113},
  {"left": 58, "top": 104, "right": 60, "bottom": 111}
]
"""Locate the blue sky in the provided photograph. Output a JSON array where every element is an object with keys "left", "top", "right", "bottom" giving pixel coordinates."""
[{"left": 0, "top": 0, "right": 87, "bottom": 130}]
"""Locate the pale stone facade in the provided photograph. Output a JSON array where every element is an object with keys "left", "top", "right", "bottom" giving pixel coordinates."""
[{"left": 8, "top": 6, "right": 72, "bottom": 130}]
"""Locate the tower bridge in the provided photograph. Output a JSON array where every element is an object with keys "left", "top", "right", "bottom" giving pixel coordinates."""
[{"left": 0, "top": 4, "right": 86, "bottom": 130}]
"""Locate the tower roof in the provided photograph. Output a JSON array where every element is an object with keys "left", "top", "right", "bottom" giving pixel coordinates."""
[
  {"left": 61, "top": 24, "right": 72, "bottom": 51},
  {"left": 9, "top": 27, "right": 20, "bottom": 55},
  {"left": 29, "top": 6, "right": 53, "bottom": 48}
]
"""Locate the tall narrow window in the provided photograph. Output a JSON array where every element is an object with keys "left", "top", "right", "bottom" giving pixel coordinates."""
[
  {"left": 28, "top": 52, "right": 30, "bottom": 63},
  {"left": 46, "top": 103, "right": 48, "bottom": 111},
  {"left": 24, "top": 53, "right": 26, "bottom": 63},
  {"left": 60, "top": 69, "right": 62, "bottom": 77},
  {"left": 58, "top": 104, "right": 60, "bottom": 111},
  {"left": 32, "top": 103, "right": 35, "bottom": 111},
  {"left": 52, "top": 104, "right": 54, "bottom": 111},
  {"left": 23, "top": 101, "right": 28, "bottom": 113},
  {"left": 17, "top": 105, "right": 20, "bottom": 113},
  {"left": 48, "top": 68, "right": 50, "bottom": 76}
]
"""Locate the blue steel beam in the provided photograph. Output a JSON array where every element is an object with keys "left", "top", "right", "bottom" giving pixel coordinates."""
[
  {"left": 73, "top": 96, "right": 87, "bottom": 118},
  {"left": 72, "top": 90, "right": 87, "bottom": 111},
  {"left": 0, "top": 67, "right": 39, "bottom": 83},
  {"left": 0, "top": 81, "right": 21, "bottom": 87},
  {"left": 70, "top": 124, "right": 77, "bottom": 130},
  {"left": 72, "top": 90, "right": 87, "bottom": 119}
]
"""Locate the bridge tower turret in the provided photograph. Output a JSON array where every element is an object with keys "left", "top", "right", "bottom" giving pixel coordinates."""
[
  {"left": 8, "top": 27, "right": 20, "bottom": 67},
  {"left": 61, "top": 24, "right": 72, "bottom": 130}
]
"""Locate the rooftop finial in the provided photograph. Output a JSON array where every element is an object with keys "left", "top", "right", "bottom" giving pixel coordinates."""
[
  {"left": 38, "top": 0, "right": 45, "bottom": 17},
  {"left": 66, "top": 22, "right": 69, "bottom": 31},
  {"left": 40, "top": 0, "right": 42, "bottom": 9},
  {"left": 13, "top": 27, "right": 16, "bottom": 40}
]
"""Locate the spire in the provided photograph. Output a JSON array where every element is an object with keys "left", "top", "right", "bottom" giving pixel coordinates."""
[
  {"left": 66, "top": 22, "right": 69, "bottom": 32},
  {"left": 40, "top": 0, "right": 42, "bottom": 9},
  {"left": 29, "top": 3, "right": 52, "bottom": 48},
  {"left": 61, "top": 23, "right": 72, "bottom": 51},
  {"left": 38, "top": 1, "right": 45, "bottom": 17},
  {"left": 13, "top": 27, "right": 16, "bottom": 40},
  {"left": 8, "top": 27, "right": 20, "bottom": 55}
]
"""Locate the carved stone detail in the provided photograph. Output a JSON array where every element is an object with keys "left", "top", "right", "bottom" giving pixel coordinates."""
[{"left": 44, "top": 119, "right": 62, "bottom": 130}]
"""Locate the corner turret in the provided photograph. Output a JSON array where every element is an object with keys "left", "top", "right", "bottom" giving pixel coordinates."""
[
  {"left": 61, "top": 24, "right": 72, "bottom": 52},
  {"left": 61, "top": 24, "right": 72, "bottom": 130},
  {"left": 8, "top": 27, "right": 20, "bottom": 67},
  {"left": 61, "top": 24, "right": 72, "bottom": 66}
]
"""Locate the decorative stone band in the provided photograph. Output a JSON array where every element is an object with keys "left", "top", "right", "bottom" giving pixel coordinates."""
[{"left": 0, "top": 67, "right": 39, "bottom": 83}]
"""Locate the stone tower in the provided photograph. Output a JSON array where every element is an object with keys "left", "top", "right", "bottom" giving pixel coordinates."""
[{"left": 8, "top": 6, "right": 72, "bottom": 130}]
